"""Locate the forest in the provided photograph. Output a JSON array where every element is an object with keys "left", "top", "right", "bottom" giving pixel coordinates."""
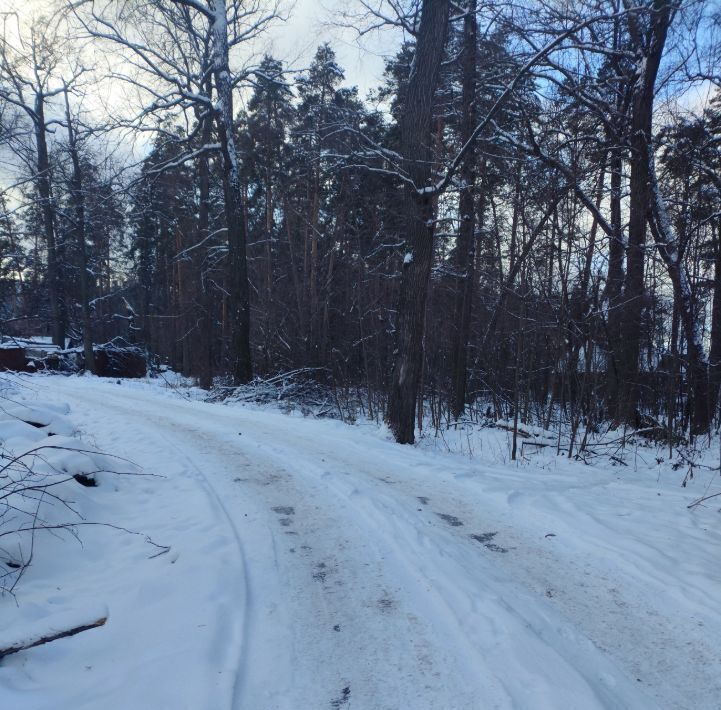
[
  {"left": 1, "top": 0, "right": 720, "bottom": 448},
  {"left": 2, "top": 3, "right": 721, "bottom": 707}
]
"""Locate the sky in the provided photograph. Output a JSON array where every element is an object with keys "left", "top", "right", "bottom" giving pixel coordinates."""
[
  {"left": 7, "top": 0, "right": 397, "bottom": 98},
  {"left": 0, "top": 0, "right": 403, "bottom": 184},
  {"left": 262, "top": 0, "right": 398, "bottom": 98}
]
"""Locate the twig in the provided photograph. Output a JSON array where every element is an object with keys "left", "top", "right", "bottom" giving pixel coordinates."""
[
  {"left": 687, "top": 491, "right": 721, "bottom": 509},
  {"left": 0, "top": 616, "right": 107, "bottom": 660}
]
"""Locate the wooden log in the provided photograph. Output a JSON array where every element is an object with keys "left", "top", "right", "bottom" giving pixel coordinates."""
[{"left": 0, "top": 347, "right": 28, "bottom": 371}]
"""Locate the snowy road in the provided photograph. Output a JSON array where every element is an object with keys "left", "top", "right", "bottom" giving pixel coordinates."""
[{"left": 5, "top": 376, "right": 721, "bottom": 710}]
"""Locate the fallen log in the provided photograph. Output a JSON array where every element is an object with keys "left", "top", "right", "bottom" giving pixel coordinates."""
[{"left": 0, "top": 616, "right": 107, "bottom": 660}]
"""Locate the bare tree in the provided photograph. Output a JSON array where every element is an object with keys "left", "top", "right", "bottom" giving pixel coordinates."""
[
  {"left": 73, "top": 0, "right": 283, "bottom": 383},
  {"left": 0, "top": 14, "right": 81, "bottom": 346}
]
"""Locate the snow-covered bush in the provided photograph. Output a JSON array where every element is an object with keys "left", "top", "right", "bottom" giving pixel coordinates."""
[{"left": 0, "top": 383, "right": 136, "bottom": 595}]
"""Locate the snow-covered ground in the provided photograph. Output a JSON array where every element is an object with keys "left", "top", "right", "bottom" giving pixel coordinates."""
[{"left": 1, "top": 374, "right": 720, "bottom": 709}]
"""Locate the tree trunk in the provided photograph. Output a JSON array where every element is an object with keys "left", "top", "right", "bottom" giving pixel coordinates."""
[
  {"left": 710, "top": 221, "right": 721, "bottom": 418},
  {"left": 648, "top": 161, "right": 710, "bottom": 435},
  {"left": 633, "top": 1, "right": 709, "bottom": 435},
  {"left": 615, "top": 0, "right": 674, "bottom": 428},
  {"left": 34, "top": 96, "right": 65, "bottom": 347},
  {"left": 264, "top": 156, "right": 273, "bottom": 371},
  {"left": 63, "top": 87, "right": 95, "bottom": 373},
  {"left": 450, "top": 0, "right": 478, "bottom": 421},
  {"left": 211, "top": 0, "right": 252, "bottom": 384},
  {"left": 196, "top": 103, "right": 214, "bottom": 390},
  {"left": 386, "top": 0, "right": 450, "bottom": 444},
  {"left": 604, "top": 140, "right": 625, "bottom": 413}
]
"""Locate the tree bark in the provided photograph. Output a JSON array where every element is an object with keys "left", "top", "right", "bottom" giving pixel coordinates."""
[
  {"left": 35, "top": 95, "right": 65, "bottom": 348},
  {"left": 615, "top": 0, "right": 674, "bottom": 428},
  {"left": 604, "top": 140, "right": 625, "bottom": 412},
  {"left": 210, "top": 0, "right": 252, "bottom": 384},
  {"left": 387, "top": 0, "right": 450, "bottom": 444},
  {"left": 450, "top": 0, "right": 478, "bottom": 421},
  {"left": 710, "top": 222, "right": 721, "bottom": 417},
  {"left": 63, "top": 87, "right": 95, "bottom": 374},
  {"left": 196, "top": 100, "right": 214, "bottom": 390},
  {"left": 633, "top": 0, "right": 709, "bottom": 435}
]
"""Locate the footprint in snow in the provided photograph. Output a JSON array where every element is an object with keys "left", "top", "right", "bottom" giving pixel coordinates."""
[
  {"left": 436, "top": 512, "right": 464, "bottom": 527},
  {"left": 271, "top": 506, "right": 296, "bottom": 531},
  {"left": 377, "top": 597, "right": 395, "bottom": 613},
  {"left": 470, "top": 532, "right": 509, "bottom": 553},
  {"left": 312, "top": 561, "right": 329, "bottom": 582},
  {"left": 330, "top": 686, "right": 351, "bottom": 709}
]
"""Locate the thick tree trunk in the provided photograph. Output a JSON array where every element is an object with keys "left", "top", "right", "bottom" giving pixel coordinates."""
[
  {"left": 63, "top": 89, "right": 95, "bottom": 374},
  {"left": 35, "top": 97, "right": 65, "bottom": 348},
  {"left": 196, "top": 107, "right": 214, "bottom": 390},
  {"left": 211, "top": 0, "right": 252, "bottom": 384},
  {"left": 616, "top": 126, "right": 649, "bottom": 426},
  {"left": 450, "top": 0, "right": 478, "bottom": 421},
  {"left": 387, "top": 0, "right": 450, "bottom": 444},
  {"left": 615, "top": 0, "right": 673, "bottom": 428},
  {"left": 628, "top": 0, "right": 709, "bottom": 435}
]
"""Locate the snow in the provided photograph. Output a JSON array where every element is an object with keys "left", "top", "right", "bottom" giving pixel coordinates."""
[
  {"left": 403, "top": 252, "right": 413, "bottom": 265},
  {"left": 636, "top": 56, "right": 647, "bottom": 82},
  {"left": 0, "top": 337, "right": 61, "bottom": 356},
  {"left": 1, "top": 374, "right": 720, "bottom": 709},
  {"left": 0, "top": 402, "right": 76, "bottom": 436}
]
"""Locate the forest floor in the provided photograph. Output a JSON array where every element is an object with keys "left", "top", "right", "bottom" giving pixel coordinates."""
[{"left": 0, "top": 373, "right": 720, "bottom": 710}]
